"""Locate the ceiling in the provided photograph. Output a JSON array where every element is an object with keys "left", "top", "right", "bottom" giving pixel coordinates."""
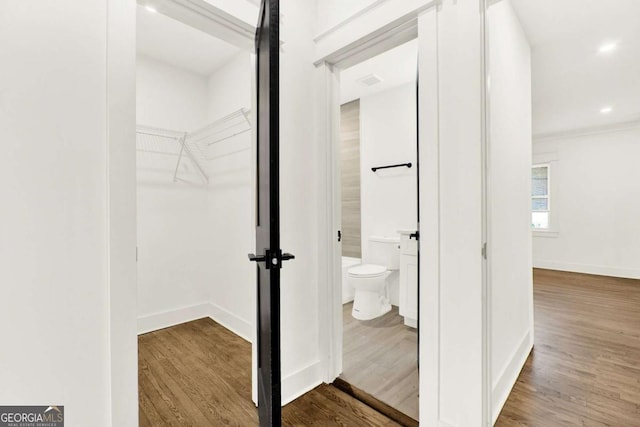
[
  {"left": 136, "top": 0, "right": 639, "bottom": 133},
  {"left": 340, "top": 40, "right": 418, "bottom": 104},
  {"left": 510, "top": 0, "right": 640, "bottom": 135},
  {"left": 136, "top": 4, "right": 241, "bottom": 76}
]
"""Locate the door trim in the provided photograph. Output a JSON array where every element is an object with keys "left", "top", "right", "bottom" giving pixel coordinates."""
[
  {"left": 480, "top": 0, "right": 492, "bottom": 424},
  {"left": 313, "top": 1, "right": 440, "bottom": 68},
  {"left": 316, "top": 61, "right": 343, "bottom": 385}
]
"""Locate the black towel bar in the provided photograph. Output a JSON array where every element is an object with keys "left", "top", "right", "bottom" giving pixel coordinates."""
[{"left": 371, "top": 162, "right": 412, "bottom": 172}]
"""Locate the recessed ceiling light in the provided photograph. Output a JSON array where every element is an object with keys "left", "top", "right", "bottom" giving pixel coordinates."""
[
  {"left": 600, "top": 107, "right": 613, "bottom": 114},
  {"left": 599, "top": 42, "right": 618, "bottom": 53},
  {"left": 145, "top": 5, "right": 157, "bottom": 13}
]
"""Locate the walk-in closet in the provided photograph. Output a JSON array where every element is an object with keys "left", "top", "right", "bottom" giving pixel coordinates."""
[{"left": 135, "top": 2, "right": 255, "bottom": 342}]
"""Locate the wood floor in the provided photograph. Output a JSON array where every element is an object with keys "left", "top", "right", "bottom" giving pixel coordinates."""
[
  {"left": 139, "top": 318, "right": 400, "bottom": 426},
  {"left": 139, "top": 269, "right": 640, "bottom": 426},
  {"left": 496, "top": 269, "right": 640, "bottom": 426},
  {"left": 340, "top": 303, "right": 419, "bottom": 421}
]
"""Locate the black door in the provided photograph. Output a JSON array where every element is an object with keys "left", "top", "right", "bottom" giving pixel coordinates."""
[{"left": 249, "top": 1, "right": 293, "bottom": 426}]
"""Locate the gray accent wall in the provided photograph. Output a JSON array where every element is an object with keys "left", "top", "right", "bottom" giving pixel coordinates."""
[{"left": 340, "top": 100, "right": 362, "bottom": 258}]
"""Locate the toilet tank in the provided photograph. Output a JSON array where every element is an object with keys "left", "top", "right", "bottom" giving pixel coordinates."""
[{"left": 368, "top": 236, "right": 401, "bottom": 270}]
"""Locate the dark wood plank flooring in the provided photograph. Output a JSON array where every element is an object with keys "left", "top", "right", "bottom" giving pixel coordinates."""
[
  {"left": 496, "top": 268, "right": 640, "bottom": 426},
  {"left": 139, "top": 318, "right": 400, "bottom": 426}
]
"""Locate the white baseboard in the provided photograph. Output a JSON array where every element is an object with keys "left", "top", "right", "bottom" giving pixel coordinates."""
[
  {"left": 281, "top": 360, "right": 323, "bottom": 406},
  {"left": 208, "top": 302, "right": 252, "bottom": 342},
  {"left": 492, "top": 330, "right": 532, "bottom": 424},
  {"left": 138, "top": 302, "right": 252, "bottom": 343},
  {"left": 137, "top": 303, "right": 212, "bottom": 335},
  {"left": 533, "top": 259, "right": 640, "bottom": 279}
]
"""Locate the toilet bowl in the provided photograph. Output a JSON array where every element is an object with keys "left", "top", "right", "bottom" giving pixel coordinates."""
[
  {"left": 348, "top": 236, "right": 400, "bottom": 320},
  {"left": 349, "top": 264, "right": 391, "bottom": 320}
]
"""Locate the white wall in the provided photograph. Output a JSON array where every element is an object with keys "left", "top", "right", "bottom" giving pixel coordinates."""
[
  {"left": 136, "top": 56, "right": 213, "bottom": 328},
  {"left": 278, "top": 0, "right": 325, "bottom": 403},
  {"left": 487, "top": 0, "right": 534, "bottom": 422},
  {"left": 208, "top": 54, "right": 253, "bottom": 121},
  {"left": 205, "top": 53, "right": 255, "bottom": 338},
  {"left": 0, "top": 0, "right": 137, "bottom": 425},
  {"left": 360, "top": 83, "right": 418, "bottom": 305},
  {"left": 419, "top": 2, "right": 484, "bottom": 425},
  {"left": 533, "top": 126, "right": 640, "bottom": 279},
  {"left": 136, "top": 55, "right": 209, "bottom": 131},
  {"left": 136, "top": 178, "right": 212, "bottom": 322},
  {"left": 315, "top": 0, "right": 378, "bottom": 33}
]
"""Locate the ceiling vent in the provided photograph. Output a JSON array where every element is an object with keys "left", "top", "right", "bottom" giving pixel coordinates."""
[{"left": 357, "top": 73, "right": 383, "bottom": 87}]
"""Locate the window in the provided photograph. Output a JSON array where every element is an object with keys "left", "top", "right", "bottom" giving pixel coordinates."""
[{"left": 531, "top": 165, "right": 550, "bottom": 229}]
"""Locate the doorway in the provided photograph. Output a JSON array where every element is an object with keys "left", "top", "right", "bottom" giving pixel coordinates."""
[
  {"left": 330, "top": 39, "right": 421, "bottom": 422},
  {"left": 134, "top": 0, "right": 258, "bottom": 421}
]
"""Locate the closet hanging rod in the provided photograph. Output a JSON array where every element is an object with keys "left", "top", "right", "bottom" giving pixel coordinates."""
[{"left": 371, "top": 162, "right": 412, "bottom": 172}]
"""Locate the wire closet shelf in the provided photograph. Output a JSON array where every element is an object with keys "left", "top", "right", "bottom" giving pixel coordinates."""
[{"left": 136, "top": 107, "right": 252, "bottom": 184}]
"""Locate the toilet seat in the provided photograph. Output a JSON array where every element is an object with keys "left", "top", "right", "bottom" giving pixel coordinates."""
[{"left": 348, "top": 264, "right": 387, "bottom": 278}]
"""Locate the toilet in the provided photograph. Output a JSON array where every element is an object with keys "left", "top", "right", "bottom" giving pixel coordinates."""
[{"left": 348, "top": 236, "right": 400, "bottom": 320}]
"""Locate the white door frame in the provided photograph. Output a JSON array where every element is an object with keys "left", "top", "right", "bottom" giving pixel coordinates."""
[
  {"left": 316, "top": 25, "right": 427, "bottom": 383},
  {"left": 315, "top": 1, "right": 439, "bottom": 422},
  {"left": 480, "top": 1, "right": 491, "bottom": 426},
  {"left": 315, "top": 1, "right": 493, "bottom": 425}
]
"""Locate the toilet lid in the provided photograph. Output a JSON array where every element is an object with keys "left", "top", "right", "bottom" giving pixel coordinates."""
[{"left": 348, "top": 264, "right": 387, "bottom": 278}]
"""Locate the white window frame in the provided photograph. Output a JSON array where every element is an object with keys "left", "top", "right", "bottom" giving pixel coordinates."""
[{"left": 531, "top": 163, "right": 551, "bottom": 230}]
